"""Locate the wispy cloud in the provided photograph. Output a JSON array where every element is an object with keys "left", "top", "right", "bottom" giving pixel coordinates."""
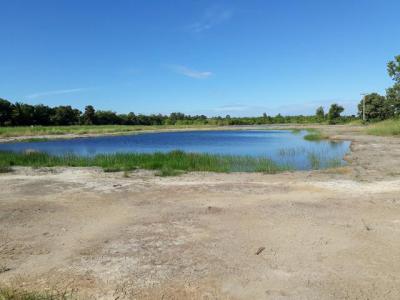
[
  {"left": 188, "top": 7, "right": 233, "bottom": 33},
  {"left": 196, "top": 99, "right": 359, "bottom": 117},
  {"left": 213, "top": 104, "right": 250, "bottom": 112},
  {"left": 167, "top": 64, "right": 213, "bottom": 79},
  {"left": 26, "top": 88, "right": 87, "bottom": 99}
]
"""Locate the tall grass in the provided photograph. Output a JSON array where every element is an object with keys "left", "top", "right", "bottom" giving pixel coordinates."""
[
  {"left": 366, "top": 119, "right": 400, "bottom": 136},
  {"left": 0, "top": 125, "right": 216, "bottom": 138},
  {"left": 278, "top": 146, "right": 345, "bottom": 170},
  {"left": 0, "top": 150, "right": 289, "bottom": 174},
  {"left": 0, "top": 287, "right": 75, "bottom": 300}
]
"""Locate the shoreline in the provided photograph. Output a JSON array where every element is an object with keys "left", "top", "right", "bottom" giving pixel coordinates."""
[{"left": 0, "top": 124, "right": 355, "bottom": 143}]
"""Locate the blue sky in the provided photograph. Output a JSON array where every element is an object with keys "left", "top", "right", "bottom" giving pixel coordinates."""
[{"left": 1, "top": 0, "right": 399, "bottom": 116}]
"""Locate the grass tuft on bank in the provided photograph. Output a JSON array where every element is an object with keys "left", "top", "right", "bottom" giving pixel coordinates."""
[
  {"left": 0, "top": 150, "right": 290, "bottom": 175},
  {"left": 366, "top": 119, "right": 400, "bottom": 136},
  {"left": 0, "top": 286, "right": 75, "bottom": 300}
]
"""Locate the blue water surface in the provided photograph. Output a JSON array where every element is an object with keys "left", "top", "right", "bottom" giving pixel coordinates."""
[{"left": 0, "top": 130, "right": 351, "bottom": 170}]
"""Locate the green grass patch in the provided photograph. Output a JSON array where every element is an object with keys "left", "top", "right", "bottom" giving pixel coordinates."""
[
  {"left": 366, "top": 119, "right": 400, "bottom": 136},
  {"left": 0, "top": 125, "right": 217, "bottom": 138},
  {"left": 0, "top": 150, "right": 289, "bottom": 174}
]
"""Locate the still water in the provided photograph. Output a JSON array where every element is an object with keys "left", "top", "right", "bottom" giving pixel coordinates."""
[{"left": 0, "top": 130, "right": 351, "bottom": 170}]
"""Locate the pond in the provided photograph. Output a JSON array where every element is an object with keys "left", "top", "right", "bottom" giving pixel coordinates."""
[{"left": 0, "top": 130, "right": 351, "bottom": 170}]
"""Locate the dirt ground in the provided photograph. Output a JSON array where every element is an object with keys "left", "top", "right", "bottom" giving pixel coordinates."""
[{"left": 1, "top": 125, "right": 400, "bottom": 299}]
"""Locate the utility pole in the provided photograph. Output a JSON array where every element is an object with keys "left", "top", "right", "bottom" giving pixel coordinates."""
[{"left": 360, "top": 93, "right": 368, "bottom": 122}]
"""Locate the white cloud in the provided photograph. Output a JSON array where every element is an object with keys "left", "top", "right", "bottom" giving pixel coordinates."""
[
  {"left": 188, "top": 7, "right": 233, "bottom": 33},
  {"left": 26, "top": 88, "right": 87, "bottom": 99},
  {"left": 168, "top": 65, "right": 213, "bottom": 79}
]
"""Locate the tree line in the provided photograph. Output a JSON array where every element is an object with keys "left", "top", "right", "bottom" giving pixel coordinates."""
[
  {"left": 1, "top": 55, "right": 398, "bottom": 127},
  {"left": 10, "top": 56, "right": 400, "bottom": 127},
  {"left": 0, "top": 97, "right": 356, "bottom": 127},
  {"left": 356, "top": 55, "right": 400, "bottom": 121}
]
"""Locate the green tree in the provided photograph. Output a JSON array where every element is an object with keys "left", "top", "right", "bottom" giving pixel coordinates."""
[
  {"left": 0, "top": 98, "right": 13, "bottom": 125},
  {"left": 386, "top": 84, "right": 400, "bottom": 116},
  {"left": 387, "top": 55, "right": 400, "bottom": 117},
  {"left": 327, "top": 103, "right": 344, "bottom": 124},
  {"left": 11, "top": 102, "right": 35, "bottom": 125},
  {"left": 358, "top": 93, "right": 390, "bottom": 121},
  {"left": 51, "top": 106, "right": 81, "bottom": 125},
  {"left": 387, "top": 55, "right": 400, "bottom": 82},
  {"left": 315, "top": 106, "right": 325, "bottom": 122},
  {"left": 95, "top": 110, "right": 120, "bottom": 125},
  {"left": 83, "top": 105, "right": 96, "bottom": 125},
  {"left": 33, "top": 104, "right": 53, "bottom": 125}
]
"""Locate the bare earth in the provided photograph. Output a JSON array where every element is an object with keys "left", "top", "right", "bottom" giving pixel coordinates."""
[{"left": 1, "top": 125, "right": 400, "bottom": 299}]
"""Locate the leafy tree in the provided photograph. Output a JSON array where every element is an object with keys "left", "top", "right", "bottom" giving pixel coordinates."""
[
  {"left": 315, "top": 106, "right": 325, "bottom": 122},
  {"left": 95, "top": 110, "right": 120, "bottom": 125},
  {"left": 387, "top": 55, "right": 400, "bottom": 83},
  {"left": 11, "top": 102, "right": 35, "bottom": 125},
  {"left": 274, "top": 113, "right": 285, "bottom": 123},
  {"left": 125, "top": 112, "right": 137, "bottom": 125},
  {"left": 387, "top": 55, "right": 400, "bottom": 117},
  {"left": 33, "top": 104, "right": 53, "bottom": 125},
  {"left": 51, "top": 106, "right": 81, "bottom": 125},
  {"left": 386, "top": 83, "right": 400, "bottom": 117},
  {"left": 327, "top": 103, "right": 344, "bottom": 124},
  {"left": 357, "top": 93, "right": 390, "bottom": 121},
  {"left": 83, "top": 105, "right": 96, "bottom": 125},
  {"left": 0, "top": 98, "right": 13, "bottom": 125}
]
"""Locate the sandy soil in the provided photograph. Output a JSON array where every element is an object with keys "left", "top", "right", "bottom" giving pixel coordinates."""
[{"left": 1, "top": 125, "right": 400, "bottom": 299}]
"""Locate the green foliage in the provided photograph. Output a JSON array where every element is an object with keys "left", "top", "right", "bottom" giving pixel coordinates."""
[
  {"left": 51, "top": 106, "right": 81, "bottom": 125},
  {"left": 384, "top": 55, "right": 400, "bottom": 117},
  {"left": 0, "top": 98, "right": 13, "bottom": 126},
  {"left": 327, "top": 103, "right": 344, "bottom": 124},
  {"left": 387, "top": 55, "right": 400, "bottom": 83},
  {"left": 358, "top": 93, "right": 391, "bottom": 121},
  {"left": 11, "top": 102, "right": 35, "bottom": 126},
  {"left": 315, "top": 106, "right": 325, "bottom": 122},
  {"left": 386, "top": 82, "right": 400, "bottom": 117},
  {"left": 0, "top": 98, "right": 358, "bottom": 128},
  {"left": 82, "top": 105, "right": 95, "bottom": 125}
]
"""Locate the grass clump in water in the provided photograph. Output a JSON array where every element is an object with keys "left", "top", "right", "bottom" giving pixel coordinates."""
[
  {"left": 303, "top": 130, "right": 328, "bottom": 141},
  {"left": 0, "top": 150, "right": 288, "bottom": 175},
  {"left": 308, "top": 153, "right": 321, "bottom": 169},
  {"left": 366, "top": 119, "right": 400, "bottom": 136},
  {"left": 291, "top": 128, "right": 302, "bottom": 134}
]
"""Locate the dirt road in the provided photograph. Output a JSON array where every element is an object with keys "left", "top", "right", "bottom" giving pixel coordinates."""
[{"left": 1, "top": 126, "right": 400, "bottom": 299}]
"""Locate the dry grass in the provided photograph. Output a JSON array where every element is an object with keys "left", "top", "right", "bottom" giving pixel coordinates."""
[{"left": 366, "top": 119, "right": 400, "bottom": 136}]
